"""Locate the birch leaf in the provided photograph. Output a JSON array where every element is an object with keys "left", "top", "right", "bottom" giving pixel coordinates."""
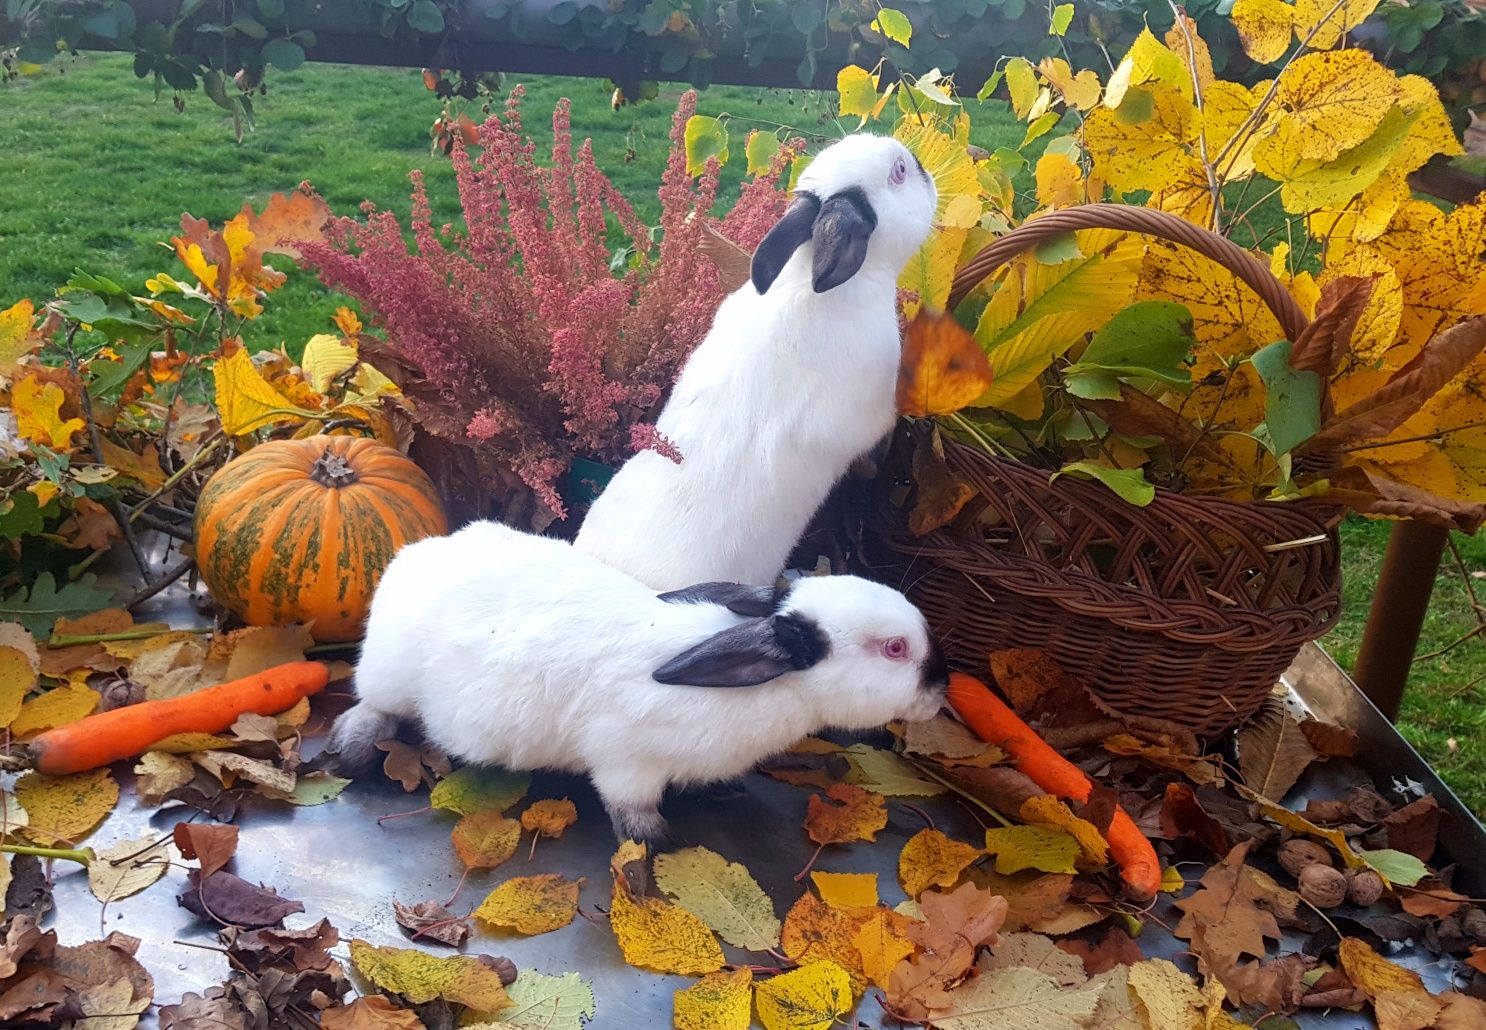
[
  {"left": 473, "top": 874, "right": 581, "bottom": 935},
  {"left": 755, "top": 960, "right": 854, "bottom": 1030},
  {"left": 654, "top": 846, "right": 781, "bottom": 951},
  {"left": 900, "top": 829, "right": 983, "bottom": 897},
  {"left": 673, "top": 969, "right": 752, "bottom": 1030},
  {"left": 499, "top": 970, "right": 595, "bottom": 1030},
  {"left": 89, "top": 836, "right": 173, "bottom": 903}
]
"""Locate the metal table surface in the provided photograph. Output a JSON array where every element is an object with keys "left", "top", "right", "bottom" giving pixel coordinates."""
[{"left": 32, "top": 543, "right": 1486, "bottom": 1026}]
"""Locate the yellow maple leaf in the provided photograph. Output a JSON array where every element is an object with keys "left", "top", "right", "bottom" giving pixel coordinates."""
[
  {"left": 1082, "top": 84, "right": 1198, "bottom": 194},
  {"left": 1295, "top": 0, "right": 1383, "bottom": 50},
  {"left": 755, "top": 960, "right": 854, "bottom": 1030},
  {"left": 811, "top": 871, "right": 879, "bottom": 910},
  {"left": 212, "top": 346, "right": 320, "bottom": 437},
  {"left": 300, "top": 333, "right": 359, "bottom": 394},
  {"left": 1252, "top": 49, "right": 1400, "bottom": 175},
  {"left": 15, "top": 768, "right": 118, "bottom": 845},
  {"left": 349, "top": 939, "right": 510, "bottom": 1009},
  {"left": 899, "top": 828, "right": 983, "bottom": 897},
  {"left": 473, "top": 873, "right": 580, "bottom": 935},
  {"left": 0, "top": 299, "right": 42, "bottom": 366},
  {"left": 1231, "top": 0, "right": 1295, "bottom": 63},
  {"left": 673, "top": 968, "right": 752, "bottom": 1030},
  {"left": 12, "top": 375, "right": 85, "bottom": 451},
  {"left": 450, "top": 810, "right": 522, "bottom": 870},
  {"left": 10, "top": 681, "right": 99, "bottom": 738}
]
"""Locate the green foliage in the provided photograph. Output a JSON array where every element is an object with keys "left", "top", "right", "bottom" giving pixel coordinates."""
[
  {"left": 0, "top": 572, "right": 114, "bottom": 637},
  {"left": 1251, "top": 340, "right": 1323, "bottom": 457}
]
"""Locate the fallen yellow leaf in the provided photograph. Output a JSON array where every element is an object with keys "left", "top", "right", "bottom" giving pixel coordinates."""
[
  {"left": 15, "top": 768, "right": 118, "bottom": 845},
  {"left": 473, "top": 873, "right": 580, "bottom": 935},
  {"left": 755, "top": 960, "right": 854, "bottom": 1030},
  {"left": 673, "top": 968, "right": 752, "bottom": 1030}
]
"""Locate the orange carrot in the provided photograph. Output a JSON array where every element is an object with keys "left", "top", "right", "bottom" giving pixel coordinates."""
[
  {"left": 27, "top": 661, "right": 329, "bottom": 776},
  {"left": 948, "top": 671, "right": 1161, "bottom": 902}
]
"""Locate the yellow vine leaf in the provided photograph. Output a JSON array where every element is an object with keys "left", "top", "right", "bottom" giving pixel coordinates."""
[
  {"left": 673, "top": 968, "right": 752, "bottom": 1030},
  {"left": 853, "top": 910, "right": 915, "bottom": 990},
  {"left": 10, "top": 681, "right": 99, "bottom": 738},
  {"left": 975, "top": 228, "right": 1143, "bottom": 407},
  {"left": 1020, "top": 794, "right": 1111, "bottom": 865},
  {"left": 451, "top": 811, "right": 522, "bottom": 871},
  {"left": 15, "top": 768, "right": 118, "bottom": 845},
  {"left": 983, "top": 825, "right": 1081, "bottom": 875},
  {"left": 811, "top": 871, "right": 879, "bottom": 910},
  {"left": 12, "top": 375, "right": 85, "bottom": 451},
  {"left": 1252, "top": 49, "right": 1400, "bottom": 174},
  {"left": 300, "top": 333, "right": 359, "bottom": 393},
  {"left": 1295, "top": 0, "right": 1383, "bottom": 50},
  {"left": 653, "top": 846, "right": 782, "bottom": 951},
  {"left": 1035, "top": 152, "right": 1083, "bottom": 208},
  {"left": 473, "top": 873, "right": 581, "bottom": 935},
  {"left": 349, "top": 939, "right": 511, "bottom": 1009},
  {"left": 899, "top": 828, "right": 983, "bottom": 897},
  {"left": 213, "top": 347, "right": 319, "bottom": 437},
  {"left": 1082, "top": 84, "right": 1198, "bottom": 194},
  {"left": 755, "top": 960, "right": 854, "bottom": 1030},
  {"left": 1232, "top": 0, "right": 1295, "bottom": 63}
]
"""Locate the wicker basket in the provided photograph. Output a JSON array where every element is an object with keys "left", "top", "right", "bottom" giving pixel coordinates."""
[{"left": 864, "top": 205, "right": 1343, "bottom": 737}]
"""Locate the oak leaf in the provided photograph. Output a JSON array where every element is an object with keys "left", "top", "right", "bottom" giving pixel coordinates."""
[
  {"left": 896, "top": 309, "right": 994, "bottom": 417},
  {"left": 451, "top": 811, "right": 522, "bottom": 871},
  {"left": 804, "top": 783, "right": 888, "bottom": 845},
  {"left": 349, "top": 938, "right": 510, "bottom": 1009},
  {"left": 653, "top": 846, "right": 780, "bottom": 950},
  {"left": 755, "top": 960, "right": 854, "bottom": 1030},
  {"left": 474, "top": 874, "right": 580, "bottom": 936},
  {"left": 520, "top": 798, "right": 578, "bottom": 839},
  {"left": 810, "top": 871, "right": 878, "bottom": 910},
  {"left": 900, "top": 828, "right": 983, "bottom": 897},
  {"left": 888, "top": 882, "right": 1008, "bottom": 1019},
  {"left": 673, "top": 968, "right": 751, "bottom": 1030},
  {"left": 12, "top": 374, "right": 85, "bottom": 450},
  {"left": 1173, "top": 842, "right": 1292, "bottom": 964}
]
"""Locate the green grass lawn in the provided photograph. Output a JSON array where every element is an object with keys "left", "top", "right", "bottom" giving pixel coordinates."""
[{"left": 4, "top": 55, "right": 1485, "bottom": 816}]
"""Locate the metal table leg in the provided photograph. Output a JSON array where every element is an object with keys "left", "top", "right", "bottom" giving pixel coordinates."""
[{"left": 1352, "top": 520, "right": 1450, "bottom": 720}]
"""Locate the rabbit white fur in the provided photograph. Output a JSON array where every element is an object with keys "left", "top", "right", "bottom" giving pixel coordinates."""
[
  {"left": 329, "top": 520, "right": 947, "bottom": 842},
  {"left": 574, "top": 134, "right": 937, "bottom": 590}
]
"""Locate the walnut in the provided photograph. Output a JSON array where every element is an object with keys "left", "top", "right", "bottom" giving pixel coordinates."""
[
  {"left": 1346, "top": 870, "right": 1386, "bottom": 907},
  {"left": 1278, "top": 839, "right": 1333, "bottom": 878},
  {"left": 1299, "top": 865, "right": 1349, "bottom": 909}
]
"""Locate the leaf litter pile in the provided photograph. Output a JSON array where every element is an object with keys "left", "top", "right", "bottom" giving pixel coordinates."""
[{"left": 0, "top": 609, "right": 1484, "bottom": 1029}]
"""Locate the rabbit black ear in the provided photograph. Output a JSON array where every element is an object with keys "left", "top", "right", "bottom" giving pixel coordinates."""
[
  {"left": 812, "top": 188, "right": 877, "bottom": 293},
  {"left": 657, "top": 582, "right": 787, "bottom": 617},
  {"left": 652, "top": 614, "right": 828, "bottom": 688},
  {"left": 752, "top": 193, "right": 821, "bottom": 294}
]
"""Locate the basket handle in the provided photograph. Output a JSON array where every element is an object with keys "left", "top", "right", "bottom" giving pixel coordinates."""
[{"left": 946, "top": 204, "right": 1309, "bottom": 342}]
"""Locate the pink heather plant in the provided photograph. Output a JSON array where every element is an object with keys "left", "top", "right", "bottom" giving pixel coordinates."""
[{"left": 301, "top": 89, "right": 798, "bottom": 529}]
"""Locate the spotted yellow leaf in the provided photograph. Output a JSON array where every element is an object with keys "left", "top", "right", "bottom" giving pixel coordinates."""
[
  {"left": 10, "top": 681, "right": 99, "bottom": 738},
  {"left": 1231, "top": 0, "right": 1295, "bottom": 64},
  {"left": 654, "top": 846, "right": 781, "bottom": 951},
  {"left": 853, "top": 909, "right": 915, "bottom": 990},
  {"left": 15, "top": 768, "right": 118, "bottom": 845},
  {"left": 899, "top": 828, "right": 983, "bottom": 897},
  {"left": 451, "top": 811, "right": 522, "bottom": 870},
  {"left": 837, "top": 65, "right": 879, "bottom": 120},
  {"left": 1278, "top": 106, "right": 1418, "bottom": 214},
  {"left": 1252, "top": 49, "right": 1400, "bottom": 175},
  {"left": 610, "top": 844, "right": 724, "bottom": 976},
  {"left": 983, "top": 824, "right": 1082, "bottom": 875},
  {"left": 521, "top": 798, "right": 578, "bottom": 839},
  {"left": 1021, "top": 794, "right": 1111, "bottom": 865},
  {"left": 349, "top": 939, "right": 511, "bottom": 1009},
  {"left": 0, "top": 624, "right": 38, "bottom": 729},
  {"left": 755, "top": 959, "right": 854, "bottom": 1030},
  {"left": 1036, "top": 152, "right": 1083, "bottom": 208},
  {"left": 474, "top": 873, "right": 581, "bottom": 935},
  {"left": 1081, "top": 84, "right": 1197, "bottom": 194},
  {"left": 1295, "top": 0, "right": 1382, "bottom": 50},
  {"left": 673, "top": 968, "right": 752, "bottom": 1030}
]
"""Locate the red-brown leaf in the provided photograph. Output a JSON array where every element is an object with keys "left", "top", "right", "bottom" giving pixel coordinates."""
[{"left": 172, "top": 823, "right": 240, "bottom": 879}]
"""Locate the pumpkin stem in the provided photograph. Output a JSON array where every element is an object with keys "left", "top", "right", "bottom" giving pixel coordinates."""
[{"left": 310, "top": 451, "right": 359, "bottom": 488}]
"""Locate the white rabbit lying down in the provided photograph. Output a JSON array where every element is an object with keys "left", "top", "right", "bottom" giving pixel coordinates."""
[
  {"left": 328, "top": 521, "right": 948, "bottom": 844},
  {"left": 574, "top": 134, "right": 938, "bottom": 591}
]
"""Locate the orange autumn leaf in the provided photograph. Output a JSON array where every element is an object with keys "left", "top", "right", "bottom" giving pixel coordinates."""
[
  {"left": 521, "top": 798, "right": 578, "bottom": 839},
  {"left": 450, "top": 810, "right": 521, "bottom": 870},
  {"left": 896, "top": 308, "right": 995, "bottom": 417},
  {"left": 899, "top": 828, "right": 983, "bottom": 897},
  {"left": 805, "top": 783, "right": 889, "bottom": 846},
  {"left": 780, "top": 891, "right": 871, "bottom": 992}
]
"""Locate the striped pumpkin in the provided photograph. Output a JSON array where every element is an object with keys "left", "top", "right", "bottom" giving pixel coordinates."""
[{"left": 194, "top": 435, "right": 448, "bottom": 642}]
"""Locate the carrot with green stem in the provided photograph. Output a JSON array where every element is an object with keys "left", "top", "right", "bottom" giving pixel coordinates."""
[
  {"left": 23, "top": 661, "right": 329, "bottom": 777},
  {"left": 947, "top": 671, "right": 1161, "bottom": 902}
]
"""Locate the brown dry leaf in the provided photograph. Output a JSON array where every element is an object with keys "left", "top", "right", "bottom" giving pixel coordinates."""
[
  {"left": 1400, "top": 884, "right": 1466, "bottom": 918},
  {"left": 967, "top": 870, "right": 1075, "bottom": 932},
  {"left": 903, "top": 713, "right": 1002, "bottom": 766},
  {"left": 377, "top": 740, "right": 434, "bottom": 792},
  {"left": 988, "top": 649, "right": 1075, "bottom": 717},
  {"left": 1372, "top": 989, "right": 1443, "bottom": 1030},
  {"left": 1289, "top": 275, "right": 1375, "bottom": 378},
  {"left": 451, "top": 811, "right": 522, "bottom": 870},
  {"left": 1436, "top": 992, "right": 1486, "bottom": 1030},
  {"left": 89, "top": 836, "right": 174, "bottom": 904},
  {"left": 1160, "top": 782, "right": 1233, "bottom": 856},
  {"left": 781, "top": 891, "right": 871, "bottom": 991},
  {"left": 1236, "top": 698, "right": 1322, "bottom": 800},
  {"left": 897, "top": 309, "right": 995, "bottom": 417},
  {"left": 1057, "top": 926, "right": 1143, "bottom": 975},
  {"left": 521, "top": 798, "right": 578, "bottom": 839},
  {"left": 191, "top": 750, "right": 295, "bottom": 795},
  {"left": 978, "top": 931, "right": 1087, "bottom": 986},
  {"left": 393, "top": 900, "right": 470, "bottom": 947},
  {"left": 1299, "top": 718, "right": 1359, "bottom": 757},
  {"left": 888, "top": 882, "right": 1009, "bottom": 1020},
  {"left": 908, "top": 426, "right": 978, "bottom": 536},
  {"left": 1102, "top": 734, "right": 1223, "bottom": 786},
  {"left": 171, "top": 823, "right": 239, "bottom": 878},
  {"left": 320, "top": 996, "right": 427, "bottom": 1029},
  {"left": 804, "top": 783, "right": 888, "bottom": 845},
  {"left": 1174, "top": 842, "right": 1292, "bottom": 964},
  {"left": 474, "top": 874, "right": 581, "bottom": 936},
  {"left": 1191, "top": 922, "right": 1313, "bottom": 1011},
  {"left": 899, "top": 828, "right": 983, "bottom": 897},
  {"left": 1383, "top": 796, "right": 1441, "bottom": 862}
]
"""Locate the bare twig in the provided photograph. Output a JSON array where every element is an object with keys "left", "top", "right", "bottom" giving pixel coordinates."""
[{"left": 124, "top": 556, "right": 194, "bottom": 610}]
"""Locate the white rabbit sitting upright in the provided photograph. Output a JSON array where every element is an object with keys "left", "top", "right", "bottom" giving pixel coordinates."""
[
  {"left": 574, "top": 134, "right": 938, "bottom": 590},
  {"left": 328, "top": 520, "right": 947, "bottom": 843}
]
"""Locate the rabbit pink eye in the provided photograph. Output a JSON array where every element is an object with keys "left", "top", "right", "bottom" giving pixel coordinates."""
[
  {"left": 889, "top": 157, "right": 908, "bottom": 185},
  {"left": 881, "top": 637, "right": 910, "bottom": 661}
]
